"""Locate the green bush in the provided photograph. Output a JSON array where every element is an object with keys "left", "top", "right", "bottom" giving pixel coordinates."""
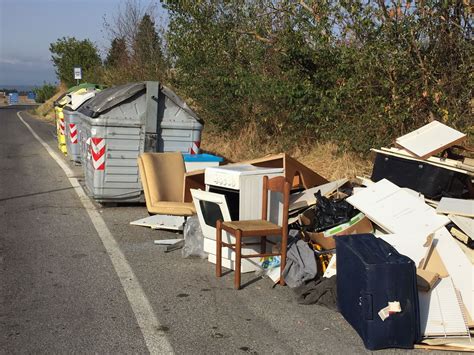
[
  {"left": 163, "top": 1, "right": 473, "bottom": 153},
  {"left": 34, "top": 83, "right": 57, "bottom": 103}
]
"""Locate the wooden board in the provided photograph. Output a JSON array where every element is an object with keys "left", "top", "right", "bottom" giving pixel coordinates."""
[
  {"left": 395, "top": 120, "right": 466, "bottom": 159},
  {"left": 130, "top": 214, "right": 185, "bottom": 231},
  {"left": 289, "top": 178, "right": 348, "bottom": 211},
  {"left": 346, "top": 179, "right": 450, "bottom": 237},
  {"left": 437, "top": 197, "right": 474, "bottom": 218},
  {"left": 415, "top": 344, "right": 474, "bottom": 352},
  {"left": 182, "top": 153, "right": 329, "bottom": 202},
  {"left": 434, "top": 227, "right": 474, "bottom": 320},
  {"left": 418, "top": 277, "right": 470, "bottom": 337}
]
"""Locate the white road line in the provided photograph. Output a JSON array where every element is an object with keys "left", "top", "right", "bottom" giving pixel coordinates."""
[{"left": 17, "top": 112, "right": 174, "bottom": 354}]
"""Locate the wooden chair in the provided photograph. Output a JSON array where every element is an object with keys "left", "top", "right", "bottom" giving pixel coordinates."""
[{"left": 216, "top": 175, "right": 290, "bottom": 289}]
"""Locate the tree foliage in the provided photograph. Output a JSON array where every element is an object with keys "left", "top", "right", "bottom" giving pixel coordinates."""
[
  {"left": 34, "top": 83, "right": 57, "bottom": 103},
  {"left": 102, "top": 0, "right": 167, "bottom": 84},
  {"left": 105, "top": 37, "right": 129, "bottom": 68},
  {"left": 49, "top": 37, "right": 102, "bottom": 87},
  {"left": 132, "top": 14, "right": 166, "bottom": 80},
  {"left": 163, "top": 0, "right": 473, "bottom": 152}
]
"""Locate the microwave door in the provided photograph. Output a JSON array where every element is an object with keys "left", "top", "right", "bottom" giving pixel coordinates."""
[{"left": 191, "top": 189, "right": 232, "bottom": 240}]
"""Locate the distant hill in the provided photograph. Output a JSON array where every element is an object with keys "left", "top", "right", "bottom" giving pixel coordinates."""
[{"left": 0, "top": 85, "right": 39, "bottom": 93}]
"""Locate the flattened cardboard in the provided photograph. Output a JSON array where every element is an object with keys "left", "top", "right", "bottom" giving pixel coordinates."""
[{"left": 304, "top": 214, "right": 373, "bottom": 250}]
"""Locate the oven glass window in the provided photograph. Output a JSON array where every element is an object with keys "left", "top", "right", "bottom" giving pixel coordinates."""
[
  {"left": 209, "top": 187, "right": 239, "bottom": 221},
  {"left": 199, "top": 200, "right": 224, "bottom": 228}
]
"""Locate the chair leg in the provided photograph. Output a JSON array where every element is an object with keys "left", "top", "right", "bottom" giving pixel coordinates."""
[
  {"left": 234, "top": 230, "right": 242, "bottom": 290},
  {"left": 216, "top": 220, "right": 222, "bottom": 278},
  {"left": 279, "top": 235, "right": 288, "bottom": 286},
  {"left": 260, "top": 236, "right": 267, "bottom": 254}
]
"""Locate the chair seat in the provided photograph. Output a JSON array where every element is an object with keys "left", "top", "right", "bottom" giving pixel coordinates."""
[{"left": 222, "top": 220, "right": 281, "bottom": 234}]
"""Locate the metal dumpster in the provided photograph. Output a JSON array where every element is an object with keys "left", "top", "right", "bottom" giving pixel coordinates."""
[
  {"left": 54, "top": 83, "right": 103, "bottom": 155},
  {"left": 77, "top": 81, "right": 204, "bottom": 203},
  {"left": 63, "top": 88, "right": 100, "bottom": 163}
]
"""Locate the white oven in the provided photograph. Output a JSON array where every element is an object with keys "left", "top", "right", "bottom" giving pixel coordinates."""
[
  {"left": 204, "top": 164, "right": 284, "bottom": 222},
  {"left": 191, "top": 164, "right": 284, "bottom": 273}
]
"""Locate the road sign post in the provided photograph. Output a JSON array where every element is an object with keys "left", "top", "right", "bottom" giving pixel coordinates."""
[{"left": 73, "top": 67, "right": 82, "bottom": 85}]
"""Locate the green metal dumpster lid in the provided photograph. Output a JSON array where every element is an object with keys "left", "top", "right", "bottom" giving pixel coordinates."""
[{"left": 67, "top": 83, "right": 104, "bottom": 93}]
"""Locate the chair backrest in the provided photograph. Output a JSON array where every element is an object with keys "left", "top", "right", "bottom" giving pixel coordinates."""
[
  {"left": 261, "top": 175, "right": 291, "bottom": 228},
  {"left": 138, "top": 152, "right": 186, "bottom": 205}
]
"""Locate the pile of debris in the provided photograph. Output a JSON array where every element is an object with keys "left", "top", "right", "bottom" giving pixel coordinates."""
[{"left": 133, "top": 120, "right": 473, "bottom": 351}]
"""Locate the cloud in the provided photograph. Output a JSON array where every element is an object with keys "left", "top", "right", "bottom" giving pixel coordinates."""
[{"left": 0, "top": 55, "right": 51, "bottom": 68}]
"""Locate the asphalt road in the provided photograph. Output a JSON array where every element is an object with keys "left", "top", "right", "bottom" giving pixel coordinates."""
[{"left": 0, "top": 107, "right": 431, "bottom": 354}]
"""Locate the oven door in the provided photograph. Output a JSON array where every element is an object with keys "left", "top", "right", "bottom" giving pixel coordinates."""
[{"left": 191, "top": 189, "right": 231, "bottom": 240}]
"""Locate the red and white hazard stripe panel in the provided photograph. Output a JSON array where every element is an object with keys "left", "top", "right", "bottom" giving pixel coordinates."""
[
  {"left": 190, "top": 140, "right": 200, "bottom": 155},
  {"left": 90, "top": 137, "right": 105, "bottom": 170},
  {"left": 69, "top": 123, "right": 78, "bottom": 144},
  {"left": 59, "top": 118, "right": 65, "bottom": 135}
]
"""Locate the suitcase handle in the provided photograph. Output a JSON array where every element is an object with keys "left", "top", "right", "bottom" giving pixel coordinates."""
[{"left": 362, "top": 293, "right": 373, "bottom": 320}]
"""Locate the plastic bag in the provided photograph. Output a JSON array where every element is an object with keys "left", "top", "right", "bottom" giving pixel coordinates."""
[
  {"left": 309, "top": 191, "right": 357, "bottom": 232},
  {"left": 182, "top": 215, "right": 207, "bottom": 259}
]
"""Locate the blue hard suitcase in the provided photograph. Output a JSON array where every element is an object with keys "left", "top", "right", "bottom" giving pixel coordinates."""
[{"left": 336, "top": 234, "right": 421, "bottom": 350}]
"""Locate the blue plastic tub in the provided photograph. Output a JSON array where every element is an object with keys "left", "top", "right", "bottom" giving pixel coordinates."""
[{"left": 182, "top": 153, "right": 224, "bottom": 172}]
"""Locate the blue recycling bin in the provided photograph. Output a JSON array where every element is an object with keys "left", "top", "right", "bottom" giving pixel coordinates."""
[{"left": 182, "top": 153, "right": 224, "bottom": 172}]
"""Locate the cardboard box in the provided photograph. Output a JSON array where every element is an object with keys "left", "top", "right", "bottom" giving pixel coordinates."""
[{"left": 304, "top": 212, "right": 373, "bottom": 250}]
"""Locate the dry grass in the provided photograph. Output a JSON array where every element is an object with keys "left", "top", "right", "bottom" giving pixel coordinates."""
[
  {"left": 201, "top": 124, "right": 373, "bottom": 180},
  {"left": 33, "top": 84, "right": 67, "bottom": 125}
]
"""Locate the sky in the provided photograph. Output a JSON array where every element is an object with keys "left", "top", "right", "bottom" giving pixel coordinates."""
[{"left": 0, "top": 0, "right": 166, "bottom": 87}]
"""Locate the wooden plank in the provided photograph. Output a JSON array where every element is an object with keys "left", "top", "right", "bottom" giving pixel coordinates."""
[
  {"left": 130, "top": 214, "right": 185, "bottom": 231},
  {"left": 437, "top": 197, "right": 474, "bottom": 218},
  {"left": 415, "top": 344, "right": 474, "bottom": 352},
  {"left": 434, "top": 227, "right": 474, "bottom": 320},
  {"left": 346, "top": 179, "right": 450, "bottom": 237},
  {"left": 289, "top": 178, "right": 348, "bottom": 211},
  {"left": 449, "top": 214, "right": 474, "bottom": 240},
  {"left": 418, "top": 277, "right": 470, "bottom": 337},
  {"left": 395, "top": 120, "right": 466, "bottom": 159}
]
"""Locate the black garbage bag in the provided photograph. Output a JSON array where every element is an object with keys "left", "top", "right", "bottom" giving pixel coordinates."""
[{"left": 308, "top": 191, "right": 357, "bottom": 232}]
